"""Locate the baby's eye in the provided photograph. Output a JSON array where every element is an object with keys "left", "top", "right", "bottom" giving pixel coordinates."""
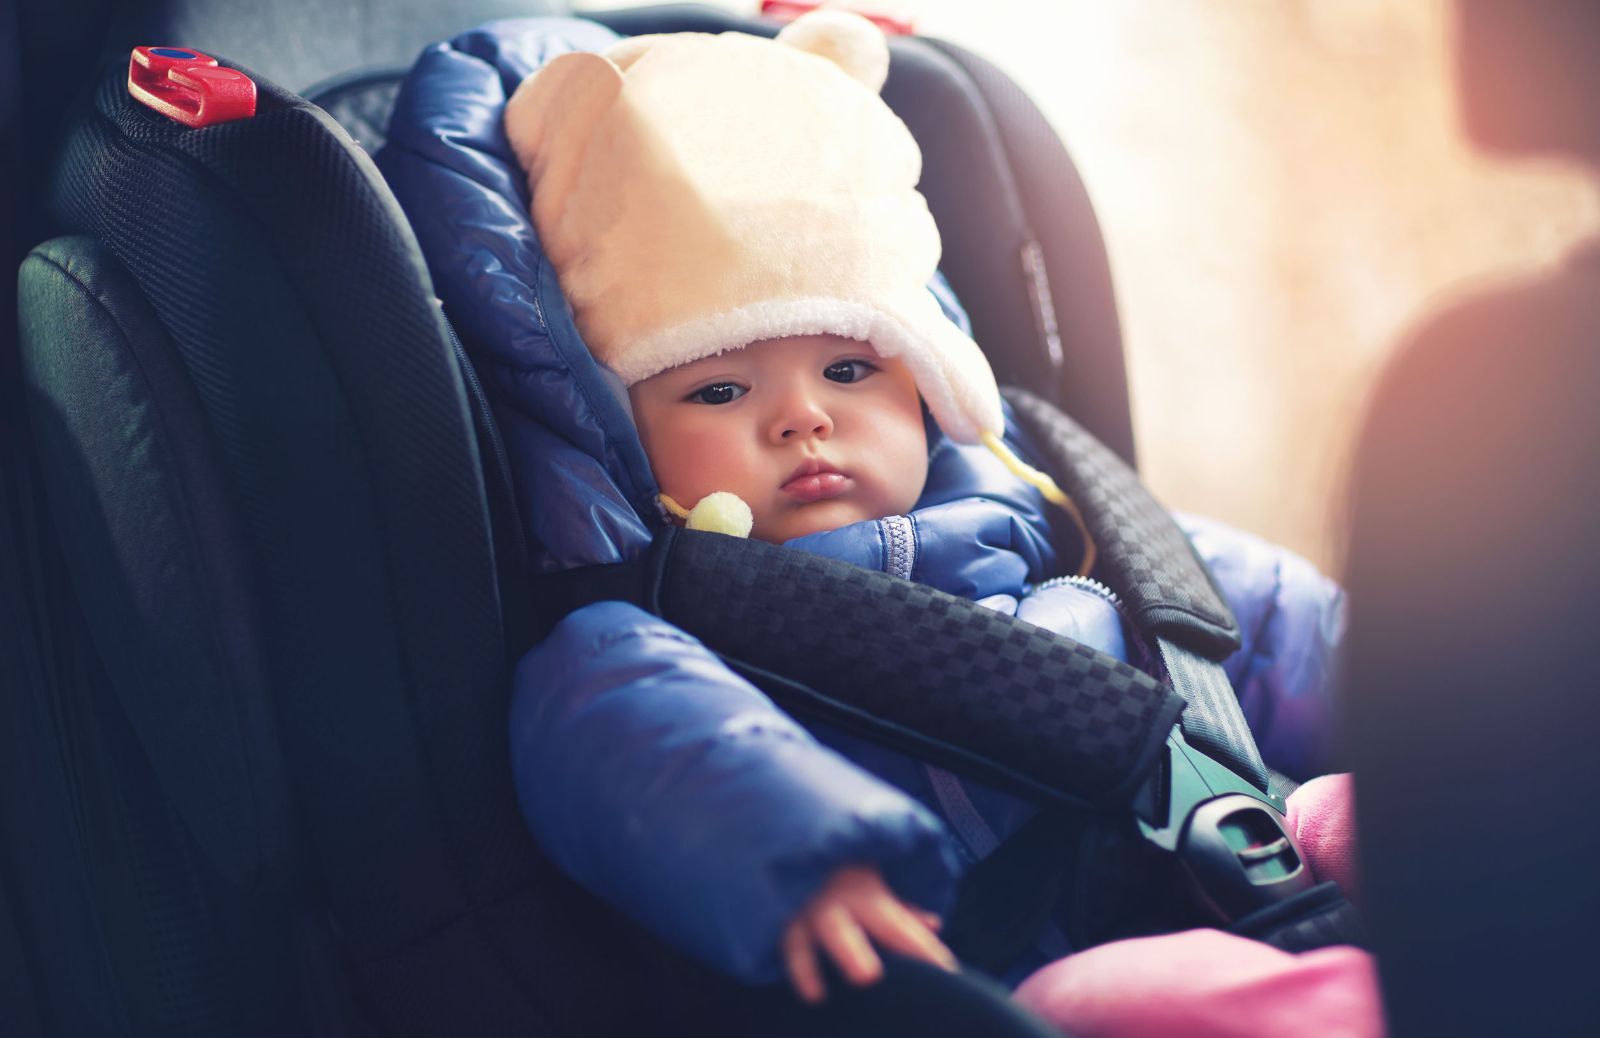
[
  {"left": 689, "top": 382, "right": 747, "bottom": 405},
  {"left": 824, "top": 359, "right": 878, "bottom": 384}
]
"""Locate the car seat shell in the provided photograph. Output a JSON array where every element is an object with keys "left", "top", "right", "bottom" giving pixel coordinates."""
[{"left": 6, "top": 6, "right": 1140, "bottom": 1034}]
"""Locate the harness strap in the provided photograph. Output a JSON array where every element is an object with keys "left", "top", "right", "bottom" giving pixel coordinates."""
[
  {"left": 947, "top": 818, "right": 1369, "bottom": 971},
  {"left": 941, "top": 808, "right": 1085, "bottom": 975},
  {"left": 1230, "top": 881, "right": 1368, "bottom": 952},
  {"left": 1158, "top": 638, "right": 1270, "bottom": 790}
]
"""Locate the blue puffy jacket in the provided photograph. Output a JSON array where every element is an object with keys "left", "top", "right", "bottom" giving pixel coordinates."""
[{"left": 377, "top": 16, "right": 1346, "bottom": 987}]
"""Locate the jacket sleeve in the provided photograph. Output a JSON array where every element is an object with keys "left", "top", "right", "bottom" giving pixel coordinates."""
[
  {"left": 1176, "top": 513, "right": 1347, "bottom": 780},
  {"left": 509, "top": 601, "right": 961, "bottom": 983}
]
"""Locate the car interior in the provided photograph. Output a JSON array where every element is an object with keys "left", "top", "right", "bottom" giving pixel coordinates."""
[{"left": 3, "top": 1, "right": 1597, "bottom": 1035}]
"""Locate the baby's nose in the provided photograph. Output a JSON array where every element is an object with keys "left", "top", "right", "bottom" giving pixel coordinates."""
[{"left": 771, "top": 395, "right": 834, "bottom": 442}]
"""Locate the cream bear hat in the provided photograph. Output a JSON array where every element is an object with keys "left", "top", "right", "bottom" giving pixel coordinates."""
[{"left": 505, "top": 10, "right": 1090, "bottom": 563}]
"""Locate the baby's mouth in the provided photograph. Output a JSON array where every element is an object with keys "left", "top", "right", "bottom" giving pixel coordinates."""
[{"left": 781, "top": 460, "right": 850, "bottom": 502}]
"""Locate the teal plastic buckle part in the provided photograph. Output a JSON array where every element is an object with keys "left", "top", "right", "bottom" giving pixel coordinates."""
[{"left": 1138, "top": 729, "right": 1314, "bottom": 923}]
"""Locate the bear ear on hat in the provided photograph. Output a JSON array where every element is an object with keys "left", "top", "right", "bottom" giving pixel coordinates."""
[
  {"left": 777, "top": 9, "right": 890, "bottom": 94},
  {"left": 602, "top": 33, "right": 671, "bottom": 72},
  {"left": 504, "top": 51, "right": 625, "bottom": 173}
]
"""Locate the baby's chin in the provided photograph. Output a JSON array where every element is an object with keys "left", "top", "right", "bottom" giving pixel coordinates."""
[{"left": 753, "top": 501, "right": 886, "bottom": 544}]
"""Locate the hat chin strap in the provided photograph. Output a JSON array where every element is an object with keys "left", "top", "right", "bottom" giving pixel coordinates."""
[{"left": 979, "top": 432, "right": 1096, "bottom": 575}]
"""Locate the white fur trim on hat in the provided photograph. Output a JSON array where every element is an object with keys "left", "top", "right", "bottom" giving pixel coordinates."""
[{"left": 612, "top": 295, "right": 1002, "bottom": 444}]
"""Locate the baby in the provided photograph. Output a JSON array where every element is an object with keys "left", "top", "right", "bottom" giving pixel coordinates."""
[
  {"left": 629, "top": 331, "right": 963, "bottom": 997},
  {"left": 485, "top": 10, "right": 1373, "bottom": 1033}
]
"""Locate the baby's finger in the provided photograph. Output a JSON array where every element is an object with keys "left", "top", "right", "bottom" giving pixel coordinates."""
[
  {"left": 783, "top": 920, "right": 826, "bottom": 1005},
  {"left": 812, "top": 904, "right": 884, "bottom": 987},
  {"left": 914, "top": 909, "right": 944, "bottom": 932},
  {"left": 858, "top": 898, "right": 959, "bottom": 972}
]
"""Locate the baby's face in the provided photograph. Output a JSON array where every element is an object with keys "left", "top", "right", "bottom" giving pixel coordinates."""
[{"left": 629, "top": 335, "right": 929, "bottom": 543}]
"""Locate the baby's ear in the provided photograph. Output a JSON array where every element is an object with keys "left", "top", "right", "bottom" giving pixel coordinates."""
[
  {"left": 777, "top": 9, "right": 890, "bottom": 93},
  {"left": 504, "top": 51, "right": 625, "bottom": 174}
]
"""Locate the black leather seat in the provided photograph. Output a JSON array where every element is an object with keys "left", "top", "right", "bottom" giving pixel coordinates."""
[{"left": 2, "top": 4, "right": 1131, "bottom": 1034}]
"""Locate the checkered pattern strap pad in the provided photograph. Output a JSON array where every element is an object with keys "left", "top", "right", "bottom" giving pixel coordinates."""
[
  {"left": 1005, "top": 387, "right": 1242, "bottom": 659},
  {"left": 649, "top": 529, "right": 1186, "bottom": 809}
]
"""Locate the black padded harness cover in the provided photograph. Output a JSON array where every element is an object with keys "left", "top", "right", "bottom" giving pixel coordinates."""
[
  {"left": 1006, "top": 388, "right": 1242, "bottom": 658},
  {"left": 541, "top": 527, "right": 1186, "bottom": 810}
]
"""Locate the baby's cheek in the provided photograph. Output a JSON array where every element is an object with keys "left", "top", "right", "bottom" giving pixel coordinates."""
[
  {"left": 869, "top": 422, "right": 928, "bottom": 511},
  {"left": 659, "top": 431, "right": 754, "bottom": 499}
]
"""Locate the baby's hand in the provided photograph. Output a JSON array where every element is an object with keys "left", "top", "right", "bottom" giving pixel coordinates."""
[{"left": 781, "top": 864, "right": 958, "bottom": 1004}]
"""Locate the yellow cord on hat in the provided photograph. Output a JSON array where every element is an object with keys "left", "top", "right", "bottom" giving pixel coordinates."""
[
  {"left": 980, "top": 431, "right": 1098, "bottom": 577},
  {"left": 659, "top": 493, "right": 692, "bottom": 521}
]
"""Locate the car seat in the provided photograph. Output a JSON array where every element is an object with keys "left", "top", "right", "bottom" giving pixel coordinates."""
[{"left": 3, "top": 2, "right": 1134, "bottom": 1035}]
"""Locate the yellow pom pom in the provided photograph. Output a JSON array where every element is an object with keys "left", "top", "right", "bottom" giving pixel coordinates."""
[{"left": 684, "top": 491, "right": 753, "bottom": 538}]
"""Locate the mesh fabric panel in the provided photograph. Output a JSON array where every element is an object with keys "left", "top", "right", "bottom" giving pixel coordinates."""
[{"left": 46, "top": 63, "right": 562, "bottom": 1028}]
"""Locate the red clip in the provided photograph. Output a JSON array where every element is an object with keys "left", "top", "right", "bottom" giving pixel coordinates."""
[
  {"left": 127, "top": 47, "right": 257, "bottom": 128},
  {"left": 760, "top": 1, "right": 916, "bottom": 36}
]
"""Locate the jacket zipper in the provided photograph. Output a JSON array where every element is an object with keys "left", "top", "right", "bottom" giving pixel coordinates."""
[
  {"left": 1034, "top": 574, "right": 1162, "bottom": 679},
  {"left": 1036, "top": 572, "right": 1121, "bottom": 609}
]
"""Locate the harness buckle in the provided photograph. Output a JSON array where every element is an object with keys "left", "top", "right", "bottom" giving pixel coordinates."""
[{"left": 1137, "top": 729, "right": 1316, "bottom": 923}]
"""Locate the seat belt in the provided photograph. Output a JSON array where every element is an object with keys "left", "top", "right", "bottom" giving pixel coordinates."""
[
  {"left": 1158, "top": 638, "right": 1269, "bottom": 793},
  {"left": 945, "top": 635, "right": 1285, "bottom": 976},
  {"left": 946, "top": 719, "right": 1362, "bottom": 972}
]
